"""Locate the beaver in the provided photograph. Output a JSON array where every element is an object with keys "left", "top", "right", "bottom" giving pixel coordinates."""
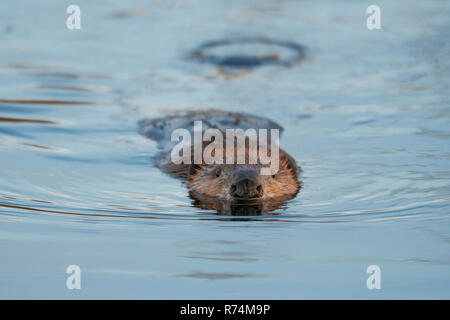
[{"left": 138, "top": 110, "right": 301, "bottom": 215}]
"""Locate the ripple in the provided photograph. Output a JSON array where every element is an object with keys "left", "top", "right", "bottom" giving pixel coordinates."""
[
  {"left": 0, "top": 116, "right": 57, "bottom": 124},
  {"left": 22, "top": 72, "right": 111, "bottom": 80},
  {"left": 0, "top": 99, "right": 95, "bottom": 105},
  {"left": 33, "top": 84, "right": 113, "bottom": 93},
  {"left": 0, "top": 195, "right": 448, "bottom": 223},
  {"left": 20, "top": 142, "right": 69, "bottom": 153}
]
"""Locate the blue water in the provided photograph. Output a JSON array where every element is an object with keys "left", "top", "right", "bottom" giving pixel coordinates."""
[{"left": 0, "top": 0, "right": 449, "bottom": 298}]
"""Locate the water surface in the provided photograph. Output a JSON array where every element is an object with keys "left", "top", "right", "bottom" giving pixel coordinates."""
[{"left": 0, "top": 0, "right": 449, "bottom": 298}]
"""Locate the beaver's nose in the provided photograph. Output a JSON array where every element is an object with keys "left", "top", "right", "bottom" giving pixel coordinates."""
[{"left": 230, "top": 178, "right": 263, "bottom": 199}]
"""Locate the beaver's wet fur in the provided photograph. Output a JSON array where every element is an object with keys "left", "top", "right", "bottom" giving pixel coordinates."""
[
  {"left": 183, "top": 146, "right": 299, "bottom": 201},
  {"left": 138, "top": 110, "right": 301, "bottom": 215}
]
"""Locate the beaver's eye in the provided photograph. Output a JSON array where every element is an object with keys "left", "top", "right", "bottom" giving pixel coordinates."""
[
  {"left": 272, "top": 174, "right": 276, "bottom": 179},
  {"left": 215, "top": 168, "right": 221, "bottom": 177}
]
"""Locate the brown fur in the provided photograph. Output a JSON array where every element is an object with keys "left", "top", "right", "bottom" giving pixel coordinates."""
[
  {"left": 163, "top": 142, "right": 301, "bottom": 201},
  {"left": 139, "top": 110, "right": 301, "bottom": 214}
]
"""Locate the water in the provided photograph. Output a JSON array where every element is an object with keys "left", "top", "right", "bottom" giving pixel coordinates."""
[{"left": 0, "top": 0, "right": 449, "bottom": 298}]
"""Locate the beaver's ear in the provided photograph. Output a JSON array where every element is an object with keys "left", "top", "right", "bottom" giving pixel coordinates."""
[
  {"left": 189, "top": 164, "right": 202, "bottom": 176},
  {"left": 280, "top": 151, "right": 299, "bottom": 180}
]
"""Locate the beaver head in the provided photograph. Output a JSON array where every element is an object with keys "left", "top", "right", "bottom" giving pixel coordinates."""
[{"left": 187, "top": 149, "right": 300, "bottom": 201}]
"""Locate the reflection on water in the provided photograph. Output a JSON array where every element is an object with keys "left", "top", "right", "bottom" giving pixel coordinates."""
[
  {"left": 0, "top": 0, "right": 449, "bottom": 299},
  {"left": 189, "top": 191, "right": 290, "bottom": 217}
]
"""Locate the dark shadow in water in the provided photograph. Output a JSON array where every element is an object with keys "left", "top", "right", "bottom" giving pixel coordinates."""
[{"left": 187, "top": 37, "right": 306, "bottom": 71}]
